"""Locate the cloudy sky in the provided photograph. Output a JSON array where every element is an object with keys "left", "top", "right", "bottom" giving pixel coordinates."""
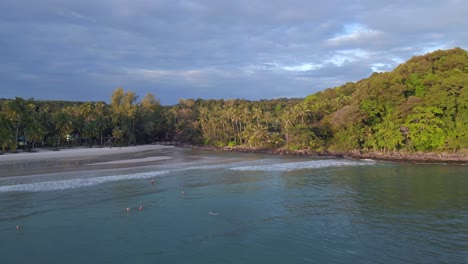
[{"left": 1, "top": 0, "right": 467, "bottom": 105}]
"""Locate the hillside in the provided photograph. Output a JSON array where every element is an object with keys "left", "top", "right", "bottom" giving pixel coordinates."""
[{"left": 302, "top": 47, "right": 468, "bottom": 154}]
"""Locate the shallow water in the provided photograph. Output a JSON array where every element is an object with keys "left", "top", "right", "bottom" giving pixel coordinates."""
[{"left": 0, "top": 149, "right": 467, "bottom": 263}]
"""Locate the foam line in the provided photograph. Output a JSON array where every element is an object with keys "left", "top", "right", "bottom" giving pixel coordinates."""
[
  {"left": 230, "top": 159, "right": 374, "bottom": 172},
  {"left": 0, "top": 171, "right": 168, "bottom": 193}
]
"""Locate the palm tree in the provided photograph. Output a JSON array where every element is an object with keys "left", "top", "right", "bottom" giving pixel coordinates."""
[
  {"left": 0, "top": 115, "right": 15, "bottom": 153},
  {"left": 294, "top": 103, "right": 311, "bottom": 126},
  {"left": 250, "top": 124, "right": 270, "bottom": 148},
  {"left": 252, "top": 107, "right": 263, "bottom": 127},
  {"left": 4, "top": 97, "right": 26, "bottom": 149},
  {"left": 78, "top": 102, "right": 94, "bottom": 145},
  {"left": 24, "top": 120, "right": 44, "bottom": 150},
  {"left": 52, "top": 110, "right": 74, "bottom": 148},
  {"left": 83, "top": 121, "right": 99, "bottom": 147},
  {"left": 112, "top": 127, "right": 124, "bottom": 145},
  {"left": 94, "top": 102, "right": 109, "bottom": 147},
  {"left": 280, "top": 108, "right": 295, "bottom": 147}
]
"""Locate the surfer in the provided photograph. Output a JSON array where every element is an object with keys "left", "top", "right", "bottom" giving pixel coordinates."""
[
  {"left": 126, "top": 207, "right": 130, "bottom": 213},
  {"left": 139, "top": 205, "right": 143, "bottom": 211}
]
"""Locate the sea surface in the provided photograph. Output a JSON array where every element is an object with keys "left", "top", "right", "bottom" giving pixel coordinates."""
[{"left": 0, "top": 148, "right": 467, "bottom": 263}]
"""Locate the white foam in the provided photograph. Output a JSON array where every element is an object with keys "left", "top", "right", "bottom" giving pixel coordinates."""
[
  {"left": 0, "top": 171, "right": 168, "bottom": 192},
  {"left": 180, "top": 159, "right": 277, "bottom": 171},
  {"left": 89, "top": 156, "right": 172, "bottom": 165},
  {"left": 0, "top": 160, "right": 249, "bottom": 193},
  {"left": 230, "top": 159, "right": 374, "bottom": 172},
  {"left": 0, "top": 158, "right": 376, "bottom": 192}
]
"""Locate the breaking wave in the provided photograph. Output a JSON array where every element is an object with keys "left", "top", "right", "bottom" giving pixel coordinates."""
[
  {"left": 0, "top": 171, "right": 168, "bottom": 193},
  {"left": 230, "top": 159, "right": 375, "bottom": 172},
  {"left": 0, "top": 158, "right": 375, "bottom": 193}
]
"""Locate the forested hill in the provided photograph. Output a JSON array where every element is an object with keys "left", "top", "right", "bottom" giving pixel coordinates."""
[
  {"left": 1, "top": 48, "right": 467, "bottom": 156},
  {"left": 301, "top": 47, "right": 468, "bottom": 153}
]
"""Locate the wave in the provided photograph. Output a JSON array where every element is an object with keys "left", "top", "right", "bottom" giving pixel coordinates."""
[
  {"left": 0, "top": 159, "right": 250, "bottom": 193},
  {"left": 230, "top": 159, "right": 375, "bottom": 172},
  {"left": 0, "top": 171, "right": 168, "bottom": 193},
  {"left": 179, "top": 159, "right": 280, "bottom": 171},
  {"left": 0, "top": 158, "right": 375, "bottom": 193}
]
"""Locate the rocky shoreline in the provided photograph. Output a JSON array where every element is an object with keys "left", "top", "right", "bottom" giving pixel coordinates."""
[{"left": 190, "top": 145, "right": 468, "bottom": 164}]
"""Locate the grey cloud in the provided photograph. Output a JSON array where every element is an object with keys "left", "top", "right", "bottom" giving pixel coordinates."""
[{"left": 0, "top": 0, "right": 467, "bottom": 104}]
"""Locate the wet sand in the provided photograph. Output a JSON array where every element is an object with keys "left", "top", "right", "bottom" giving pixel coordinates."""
[{"left": 0, "top": 145, "right": 176, "bottom": 177}]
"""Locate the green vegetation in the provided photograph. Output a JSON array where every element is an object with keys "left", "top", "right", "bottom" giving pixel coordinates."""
[
  {"left": 1, "top": 48, "right": 467, "bottom": 154},
  {"left": 0, "top": 91, "right": 171, "bottom": 152}
]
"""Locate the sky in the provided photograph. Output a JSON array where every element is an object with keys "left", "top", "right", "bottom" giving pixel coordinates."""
[{"left": 1, "top": 0, "right": 467, "bottom": 105}]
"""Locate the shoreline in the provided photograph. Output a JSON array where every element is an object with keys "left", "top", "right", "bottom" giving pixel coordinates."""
[
  {"left": 2, "top": 144, "right": 467, "bottom": 165},
  {"left": 335, "top": 150, "right": 468, "bottom": 164},
  {"left": 190, "top": 145, "right": 468, "bottom": 164},
  {"left": 1, "top": 144, "right": 466, "bottom": 178}
]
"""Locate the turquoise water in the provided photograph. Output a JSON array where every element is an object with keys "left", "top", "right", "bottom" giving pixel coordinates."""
[{"left": 1, "top": 149, "right": 467, "bottom": 263}]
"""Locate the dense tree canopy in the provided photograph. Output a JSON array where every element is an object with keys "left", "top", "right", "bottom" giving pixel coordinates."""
[{"left": 1, "top": 48, "right": 467, "bottom": 154}]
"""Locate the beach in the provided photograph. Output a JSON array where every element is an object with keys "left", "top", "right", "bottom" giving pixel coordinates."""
[
  {"left": 0, "top": 145, "right": 175, "bottom": 177},
  {"left": 3, "top": 145, "right": 466, "bottom": 179}
]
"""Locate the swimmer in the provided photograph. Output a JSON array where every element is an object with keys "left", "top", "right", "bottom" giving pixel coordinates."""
[
  {"left": 151, "top": 179, "right": 155, "bottom": 185},
  {"left": 181, "top": 191, "right": 185, "bottom": 197},
  {"left": 139, "top": 205, "right": 143, "bottom": 211},
  {"left": 16, "top": 225, "right": 21, "bottom": 230},
  {"left": 126, "top": 207, "right": 130, "bottom": 213}
]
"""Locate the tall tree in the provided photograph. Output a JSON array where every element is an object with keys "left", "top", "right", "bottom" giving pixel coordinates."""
[
  {"left": 52, "top": 108, "right": 74, "bottom": 148},
  {"left": 94, "top": 102, "right": 109, "bottom": 147},
  {"left": 110, "top": 88, "right": 138, "bottom": 145},
  {"left": 137, "top": 93, "right": 161, "bottom": 143},
  {"left": 4, "top": 97, "right": 26, "bottom": 149},
  {"left": 405, "top": 106, "right": 446, "bottom": 151},
  {"left": 0, "top": 114, "right": 15, "bottom": 152}
]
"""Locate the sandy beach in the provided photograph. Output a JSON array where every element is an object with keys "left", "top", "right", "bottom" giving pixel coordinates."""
[{"left": 0, "top": 145, "right": 176, "bottom": 177}]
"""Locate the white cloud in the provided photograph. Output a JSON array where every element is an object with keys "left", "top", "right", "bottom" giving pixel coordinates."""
[
  {"left": 282, "top": 63, "right": 323, "bottom": 72},
  {"left": 327, "top": 23, "right": 384, "bottom": 47},
  {"left": 245, "top": 62, "right": 324, "bottom": 73},
  {"left": 325, "top": 49, "right": 370, "bottom": 66}
]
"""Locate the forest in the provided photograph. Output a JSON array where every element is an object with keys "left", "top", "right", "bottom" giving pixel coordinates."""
[{"left": 1, "top": 48, "right": 467, "bottom": 154}]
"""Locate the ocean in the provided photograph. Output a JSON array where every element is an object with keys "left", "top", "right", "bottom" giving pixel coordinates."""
[{"left": 0, "top": 148, "right": 467, "bottom": 263}]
